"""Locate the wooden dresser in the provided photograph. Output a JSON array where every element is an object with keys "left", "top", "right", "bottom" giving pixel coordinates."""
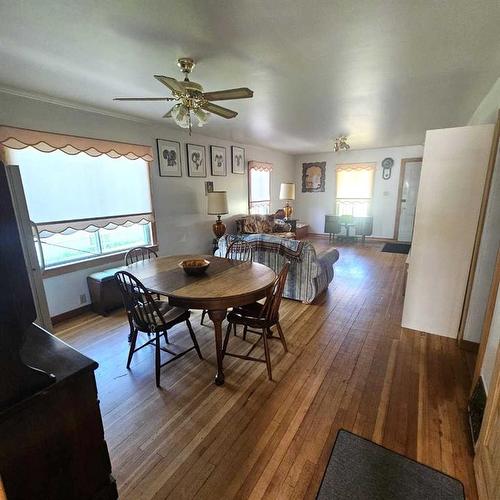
[{"left": 0, "top": 324, "right": 117, "bottom": 500}]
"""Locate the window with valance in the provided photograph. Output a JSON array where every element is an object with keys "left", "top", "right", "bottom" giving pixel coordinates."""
[
  {"left": 0, "top": 126, "right": 155, "bottom": 270},
  {"left": 248, "top": 161, "right": 272, "bottom": 215},
  {"left": 335, "top": 163, "right": 375, "bottom": 216}
]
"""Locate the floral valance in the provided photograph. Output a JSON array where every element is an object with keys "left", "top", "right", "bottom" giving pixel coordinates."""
[
  {"left": 35, "top": 212, "right": 154, "bottom": 235},
  {"left": 336, "top": 163, "right": 376, "bottom": 172},
  {"left": 248, "top": 160, "right": 273, "bottom": 172},
  {"left": 0, "top": 125, "right": 153, "bottom": 161}
]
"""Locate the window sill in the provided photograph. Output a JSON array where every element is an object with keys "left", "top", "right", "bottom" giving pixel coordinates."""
[{"left": 41, "top": 244, "right": 159, "bottom": 278}]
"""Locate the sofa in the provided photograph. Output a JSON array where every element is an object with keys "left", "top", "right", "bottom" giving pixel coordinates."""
[{"left": 216, "top": 233, "right": 340, "bottom": 303}]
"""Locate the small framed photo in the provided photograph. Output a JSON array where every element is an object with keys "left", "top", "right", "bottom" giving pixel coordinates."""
[
  {"left": 186, "top": 143, "right": 206, "bottom": 177},
  {"left": 210, "top": 146, "right": 227, "bottom": 176},
  {"left": 205, "top": 181, "right": 214, "bottom": 195},
  {"left": 231, "top": 146, "right": 245, "bottom": 174},
  {"left": 157, "top": 139, "right": 182, "bottom": 177}
]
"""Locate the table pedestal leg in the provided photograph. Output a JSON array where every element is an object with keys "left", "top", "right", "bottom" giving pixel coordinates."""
[{"left": 208, "top": 309, "right": 227, "bottom": 385}]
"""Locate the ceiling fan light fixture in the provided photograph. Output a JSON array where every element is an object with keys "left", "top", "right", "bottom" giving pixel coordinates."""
[
  {"left": 333, "top": 135, "right": 350, "bottom": 152},
  {"left": 194, "top": 108, "right": 209, "bottom": 126}
]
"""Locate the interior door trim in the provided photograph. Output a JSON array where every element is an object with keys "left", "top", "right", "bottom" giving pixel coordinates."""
[{"left": 393, "top": 157, "right": 423, "bottom": 240}]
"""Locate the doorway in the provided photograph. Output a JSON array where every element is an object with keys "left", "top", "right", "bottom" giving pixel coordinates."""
[{"left": 394, "top": 157, "right": 422, "bottom": 242}]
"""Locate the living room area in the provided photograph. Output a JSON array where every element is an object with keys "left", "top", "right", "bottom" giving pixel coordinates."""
[{"left": 1, "top": 1, "right": 500, "bottom": 500}]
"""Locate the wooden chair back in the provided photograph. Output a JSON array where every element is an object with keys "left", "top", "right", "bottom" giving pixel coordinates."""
[
  {"left": 226, "top": 240, "right": 253, "bottom": 262},
  {"left": 124, "top": 246, "right": 158, "bottom": 266},
  {"left": 261, "top": 262, "right": 290, "bottom": 324},
  {"left": 114, "top": 270, "right": 163, "bottom": 332}
]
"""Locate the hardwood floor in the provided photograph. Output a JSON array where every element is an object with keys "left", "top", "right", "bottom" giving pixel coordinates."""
[{"left": 55, "top": 239, "right": 478, "bottom": 499}]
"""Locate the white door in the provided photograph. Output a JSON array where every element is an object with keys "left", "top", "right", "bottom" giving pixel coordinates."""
[
  {"left": 397, "top": 159, "right": 422, "bottom": 242},
  {"left": 5, "top": 165, "right": 53, "bottom": 332}
]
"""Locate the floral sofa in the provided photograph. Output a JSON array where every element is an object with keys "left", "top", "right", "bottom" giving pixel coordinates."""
[
  {"left": 216, "top": 233, "right": 340, "bottom": 303},
  {"left": 235, "top": 214, "right": 292, "bottom": 237}
]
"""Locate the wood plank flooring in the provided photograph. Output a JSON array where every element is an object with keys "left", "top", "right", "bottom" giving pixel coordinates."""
[{"left": 55, "top": 239, "right": 478, "bottom": 499}]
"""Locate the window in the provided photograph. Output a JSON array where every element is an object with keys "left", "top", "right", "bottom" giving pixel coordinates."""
[
  {"left": 248, "top": 161, "right": 272, "bottom": 214},
  {"left": 3, "top": 129, "right": 155, "bottom": 270},
  {"left": 335, "top": 163, "right": 375, "bottom": 216}
]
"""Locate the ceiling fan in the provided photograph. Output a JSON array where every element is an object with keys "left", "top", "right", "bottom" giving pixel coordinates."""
[{"left": 114, "top": 57, "right": 253, "bottom": 134}]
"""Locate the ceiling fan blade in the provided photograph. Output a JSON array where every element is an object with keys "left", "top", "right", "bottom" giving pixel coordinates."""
[
  {"left": 163, "top": 104, "right": 177, "bottom": 118},
  {"left": 201, "top": 102, "right": 238, "bottom": 119},
  {"left": 113, "top": 97, "right": 175, "bottom": 101},
  {"left": 202, "top": 87, "right": 253, "bottom": 101},
  {"left": 154, "top": 75, "right": 185, "bottom": 94}
]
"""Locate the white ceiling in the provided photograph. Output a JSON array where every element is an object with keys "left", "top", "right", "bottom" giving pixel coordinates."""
[{"left": 0, "top": 0, "right": 499, "bottom": 154}]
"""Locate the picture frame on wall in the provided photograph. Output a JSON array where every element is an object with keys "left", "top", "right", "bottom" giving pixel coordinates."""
[
  {"left": 302, "top": 161, "right": 326, "bottom": 192},
  {"left": 157, "top": 139, "right": 182, "bottom": 177},
  {"left": 231, "top": 146, "right": 245, "bottom": 174},
  {"left": 210, "top": 145, "right": 227, "bottom": 176},
  {"left": 205, "top": 181, "right": 214, "bottom": 195},
  {"left": 186, "top": 143, "right": 207, "bottom": 177}
]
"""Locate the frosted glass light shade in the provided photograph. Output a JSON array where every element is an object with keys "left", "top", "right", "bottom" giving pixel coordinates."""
[
  {"left": 207, "top": 191, "right": 228, "bottom": 215},
  {"left": 279, "top": 182, "right": 296, "bottom": 200}
]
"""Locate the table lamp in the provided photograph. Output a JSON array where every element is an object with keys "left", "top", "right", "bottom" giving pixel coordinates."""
[
  {"left": 279, "top": 182, "right": 296, "bottom": 220},
  {"left": 207, "top": 191, "right": 229, "bottom": 238}
]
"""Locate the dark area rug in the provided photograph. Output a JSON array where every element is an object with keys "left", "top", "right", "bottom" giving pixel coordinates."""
[
  {"left": 316, "top": 430, "right": 465, "bottom": 500},
  {"left": 381, "top": 242, "right": 411, "bottom": 254}
]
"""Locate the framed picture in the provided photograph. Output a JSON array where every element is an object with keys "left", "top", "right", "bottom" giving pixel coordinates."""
[
  {"left": 231, "top": 146, "right": 245, "bottom": 174},
  {"left": 157, "top": 139, "right": 182, "bottom": 177},
  {"left": 186, "top": 143, "right": 206, "bottom": 177},
  {"left": 210, "top": 145, "right": 227, "bottom": 176},
  {"left": 205, "top": 181, "right": 214, "bottom": 195},
  {"left": 302, "top": 162, "right": 326, "bottom": 192}
]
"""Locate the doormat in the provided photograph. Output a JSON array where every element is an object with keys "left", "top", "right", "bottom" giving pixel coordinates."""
[{"left": 381, "top": 243, "right": 411, "bottom": 254}]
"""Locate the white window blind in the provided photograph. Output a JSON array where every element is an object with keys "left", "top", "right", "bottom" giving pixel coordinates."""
[
  {"left": 248, "top": 161, "right": 272, "bottom": 215},
  {"left": 335, "top": 163, "right": 375, "bottom": 216},
  {"left": 7, "top": 147, "right": 152, "bottom": 227}
]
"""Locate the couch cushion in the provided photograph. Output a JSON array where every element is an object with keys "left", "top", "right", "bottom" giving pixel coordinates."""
[{"left": 243, "top": 215, "right": 274, "bottom": 234}]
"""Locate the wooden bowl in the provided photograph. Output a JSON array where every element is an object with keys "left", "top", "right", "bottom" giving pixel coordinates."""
[{"left": 178, "top": 258, "right": 210, "bottom": 276}]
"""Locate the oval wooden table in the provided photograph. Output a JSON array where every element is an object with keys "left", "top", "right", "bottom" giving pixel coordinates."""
[{"left": 126, "top": 254, "right": 276, "bottom": 385}]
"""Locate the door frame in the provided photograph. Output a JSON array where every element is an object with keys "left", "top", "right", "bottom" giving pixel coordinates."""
[
  {"left": 458, "top": 111, "right": 500, "bottom": 345},
  {"left": 393, "top": 157, "right": 423, "bottom": 240}
]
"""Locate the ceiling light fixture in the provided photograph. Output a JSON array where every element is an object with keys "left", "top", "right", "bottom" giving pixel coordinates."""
[{"left": 333, "top": 135, "right": 350, "bottom": 152}]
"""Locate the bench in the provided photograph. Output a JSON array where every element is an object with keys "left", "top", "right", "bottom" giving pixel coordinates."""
[{"left": 87, "top": 267, "right": 124, "bottom": 316}]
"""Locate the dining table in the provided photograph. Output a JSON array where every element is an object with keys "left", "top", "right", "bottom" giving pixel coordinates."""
[{"left": 125, "top": 254, "right": 277, "bottom": 385}]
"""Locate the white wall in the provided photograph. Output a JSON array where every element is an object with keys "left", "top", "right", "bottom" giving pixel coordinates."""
[
  {"left": 0, "top": 91, "right": 295, "bottom": 316},
  {"left": 293, "top": 145, "right": 423, "bottom": 237},
  {"left": 482, "top": 289, "right": 500, "bottom": 394},
  {"left": 463, "top": 141, "right": 500, "bottom": 342},
  {"left": 402, "top": 124, "right": 494, "bottom": 338},
  {"left": 468, "top": 78, "right": 500, "bottom": 126}
]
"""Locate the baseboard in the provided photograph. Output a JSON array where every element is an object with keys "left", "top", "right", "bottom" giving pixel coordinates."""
[
  {"left": 51, "top": 304, "right": 92, "bottom": 324},
  {"left": 460, "top": 339, "right": 480, "bottom": 353}
]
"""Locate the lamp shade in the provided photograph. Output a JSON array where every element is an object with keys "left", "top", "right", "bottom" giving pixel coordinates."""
[
  {"left": 279, "top": 182, "right": 296, "bottom": 200},
  {"left": 207, "top": 191, "right": 228, "bottom": 215}
]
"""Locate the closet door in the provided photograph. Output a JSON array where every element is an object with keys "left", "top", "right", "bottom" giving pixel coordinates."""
[{"left": 402, "top": 124, "right": 494, "bottom": 337}]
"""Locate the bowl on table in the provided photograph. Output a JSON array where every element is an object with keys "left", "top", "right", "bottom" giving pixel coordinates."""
[{"left": 178, "top": 258, "right": 210, "bottom": 276}]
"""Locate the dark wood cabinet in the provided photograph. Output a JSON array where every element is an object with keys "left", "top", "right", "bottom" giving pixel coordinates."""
[{"left": 0, "top": 325, "right": 118, "bottom": 500}]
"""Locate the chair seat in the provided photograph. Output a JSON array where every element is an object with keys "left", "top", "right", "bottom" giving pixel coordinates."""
[
  {"left": 233, "top": 301, "right": 264, "bottom": 317},
  {"left": 227, "top": 308, "right": 270, "bottom": 329},
  {"left": 135, "top": 300, "right": 190, "bottom": 332}
]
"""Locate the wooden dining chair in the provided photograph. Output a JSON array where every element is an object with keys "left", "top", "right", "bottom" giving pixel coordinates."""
[
  {"left": 124, "top": 246, "right": 158, "bottom": 266},
  {"left": 200, "top": 239, "right": 253, "bottom": 326},
  {"left": 114, "top": 270, "right": 203, "bottom": 387},
  {"left": 221, "top": 262, "right": 290, "bottom": 381}
]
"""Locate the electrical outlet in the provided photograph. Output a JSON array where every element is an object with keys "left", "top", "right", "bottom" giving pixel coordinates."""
[{"left": 79, "top": 294, "right": 87, "bottom": 305}]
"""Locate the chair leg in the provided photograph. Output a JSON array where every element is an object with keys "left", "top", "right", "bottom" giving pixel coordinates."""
[
  {"left": 243, "top": 325, "right": 248, "bottom": 341},
  {"left": 164, "top": 330, "right": 170, "bottom": 344},
  {"left": 262, "top": 328, "right": 272, "bottom": 380},
  {"left": 233, "top": 322, "right": 237, "bottom": 336},
  {"left": 222, "top": 322, "right": 232, "bottom": 356},
  {"left": 186, "top": 319, "right": 203, "bottom": 359},
  {"left": 126, "top": 328, "right": 138, "bottom": 369},
  {"left": 155, "top": 332, "right": 161, "bottom": 388},
  {"left": 200, "top": 309, "right": 207, "bottom": 325},
  {"left": 276, "top": 321, "right": 288, "bottom": 352}
]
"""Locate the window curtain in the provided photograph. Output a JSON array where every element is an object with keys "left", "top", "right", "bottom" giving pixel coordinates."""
[
  {"left": 335, "top": 163, "right": 375, "bottom": 216},
  {"left": 2, "top": 126, "right": 154, "bottom": 234},
  {"left": 248, "top": 161, "right": 272, "bottom": 214}
]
